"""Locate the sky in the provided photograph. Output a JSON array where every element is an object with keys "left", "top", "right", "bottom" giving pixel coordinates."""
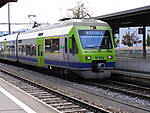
[{"left": 0, "top": 0, "right": 150, "bottom": 31}]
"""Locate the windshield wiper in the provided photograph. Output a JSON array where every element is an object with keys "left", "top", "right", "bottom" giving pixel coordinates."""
[
  {"left": 84, "top": 46, "right": 100, "bottom": 49},
  {"left": 84, "top": 46, "right": 94, "bottom": 49},
  {"left": 93, "top": 46, "right": 100, "bottom": 49}
]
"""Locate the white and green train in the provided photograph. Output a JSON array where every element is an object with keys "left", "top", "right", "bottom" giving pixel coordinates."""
[{"left": 0, "top": 19, "right": 115, "bottom": 79}]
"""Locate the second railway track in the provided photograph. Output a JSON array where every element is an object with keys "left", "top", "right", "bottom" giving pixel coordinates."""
[{"left": 84, "top": 79, "right": 150, "bottom": 100}]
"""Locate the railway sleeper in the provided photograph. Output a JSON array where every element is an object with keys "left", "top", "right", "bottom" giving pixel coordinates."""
[
  {"left": 29, "top": 92, "right": 49, "bottom": 95},
  {"left": 51, "top": 102, "right": 73, "bottom": 107},
  {"left": 56, "top": 105, "right": 79, "bottom": 109},
  {"left": 63, "top": 108, "right": 89, "bottom": 113},
  {"left": 37, "top": 95, "right": 57, "bottom": 99},
  {"left": 45, "top": 100, "right": 67, "bottom": 104},
  {"left": 41, "top": 97, "right": 62, "bottom": 101},
  {"left": 20, "top": 86, "right": 38, "bottom": 90},
  {"left": 26, "top": 90, "right": 46, "bottom": 93}
]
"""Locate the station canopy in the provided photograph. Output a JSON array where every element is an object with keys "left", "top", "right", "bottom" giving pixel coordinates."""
[
  {"left": 0, "top": 0, "right": 17, "bottom": 8},
  {"left": 94, "top": 5, "right": 150, "bottom": 28}
]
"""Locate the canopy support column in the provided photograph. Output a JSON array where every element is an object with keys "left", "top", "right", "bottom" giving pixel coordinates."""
[{"left": 143, "top": 26, "right": 146, "bottom": 59}]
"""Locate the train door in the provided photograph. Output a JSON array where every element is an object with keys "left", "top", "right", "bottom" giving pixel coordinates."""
[
  {"left": 36, "top": 37, "right": 45, "bottom": 67},
  {"left": 68, "top": 34, "right": 78, "bottom": 61},
  {"left": 4, "top": 39, "right": 7, "bottom": 59}
]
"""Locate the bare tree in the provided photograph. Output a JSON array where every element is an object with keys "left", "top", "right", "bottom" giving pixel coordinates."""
[
  {"left": 122, "top": 28, "right": 141, "bottom": 47},
  {"left": 67, "top": 1, "right": 92, "bottom": 19}
]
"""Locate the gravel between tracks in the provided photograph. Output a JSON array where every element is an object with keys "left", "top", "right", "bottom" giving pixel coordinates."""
[{"left": 0, "top": 63, "right": 149, "bottom": 113}]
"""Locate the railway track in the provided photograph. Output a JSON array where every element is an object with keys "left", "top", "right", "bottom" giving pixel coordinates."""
[
  {"left": 85, "top": 79, "right": 150, "bottom": 103},
  {"left": 0, "top": 71, "right": 111, "bottom": 113},
  {"left": 0, "top": 62, "right": 150, "bottom": 113}
]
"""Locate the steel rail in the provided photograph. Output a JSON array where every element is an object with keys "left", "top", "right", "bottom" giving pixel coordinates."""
[
  {"left": 85, "top": 81, "right": 150, "bottom": 100},
  {"left": 0, "top": 69, "right": 111, "bottom": 113}
]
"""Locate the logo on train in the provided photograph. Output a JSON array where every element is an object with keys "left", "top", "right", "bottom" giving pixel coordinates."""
[{"left": 95, "top": 56, "right": 104, "bottom": 59}]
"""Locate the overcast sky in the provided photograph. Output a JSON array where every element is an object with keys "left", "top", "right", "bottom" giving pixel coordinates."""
[{"left": 0, "top": 0, "right": 150, "bottom": 31}]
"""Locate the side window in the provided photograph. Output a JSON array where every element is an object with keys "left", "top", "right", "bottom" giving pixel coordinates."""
[
  {"left": 0, "top": 45, "right": 2, "bottom": 54},
  {"left": 0, "top": 43, "right": 4, "bottom": 54},
  {"left": 70, "top": 35, "right": 78, "bottom": 55},
  {"left": 31, "top": 44, "right": 36, "bottom": 56},
  {"left": 45, "top": 39, "right": 52, "bottom": 53},
  {"left": 52, "top": 39, "right": 59, "bottom": 53},
  {"left": 19, "top": 45, "right": 26, "bottom": 55},
  {"left": 6, "top": 45, "right": 10, "bottom": 54},
  {"left": 19, "top": 45, "right": 22, "bottom": 55},
  {"left": 12, "top": 45, "right": 15, "bottom": 55},
  {"left": 18, "top": 38, "right": 36, "bottom": 56},
  {"left": 21, "top": 44, "right": 36, "bottom": 56},
  {"left": 26, "top": 45, "right": 30, "bottom": 55},
  {"left": 45, "top": 38, "right": 60, "bottom": 53}
]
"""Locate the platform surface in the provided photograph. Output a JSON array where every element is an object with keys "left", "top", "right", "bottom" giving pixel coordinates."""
[
  {"left": 0, "top": 77, "right": 59, "bottom": 113},
  {"left": 0, "top": 91, "right": 27, "bottom": 113}
]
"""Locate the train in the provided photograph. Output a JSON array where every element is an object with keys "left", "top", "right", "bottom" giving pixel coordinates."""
[{"left": 0, "top": 19, "right": 115, "bottom": 79}]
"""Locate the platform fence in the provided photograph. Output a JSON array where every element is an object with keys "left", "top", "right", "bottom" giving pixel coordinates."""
[{"left": 115, "top": 47, "right": 150, "bottom": 59}]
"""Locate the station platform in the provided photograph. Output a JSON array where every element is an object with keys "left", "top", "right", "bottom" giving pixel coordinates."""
[
  {"left": 113, "top": 57, "right": 150, "bottom": 85},
  {"left": 0, "top": 91, "right": 27, "bottom": 113},
  {"left": 116, "top": 57, "right": 150, "bottom": 73},
  {"left": 0, "top": 77, "right": 59, "bottom": 113}
]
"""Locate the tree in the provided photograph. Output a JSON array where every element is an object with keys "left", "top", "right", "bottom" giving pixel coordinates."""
[
  {"left": 147, "top": 34, "right": 150, "bottom": 46},
  {"left": 122, "top": 28, "right": 141, "bottom": 46},
  {"left": 67, "top": 1, "right": 92, "bottom": 19}
]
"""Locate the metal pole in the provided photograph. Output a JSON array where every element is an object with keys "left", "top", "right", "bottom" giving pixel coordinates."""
[
  {"left": 8, "top": 3, "right": 11, "bottom": 34},
  {"left": 143, "top": 26, "right": 146, "bottom": 59}
]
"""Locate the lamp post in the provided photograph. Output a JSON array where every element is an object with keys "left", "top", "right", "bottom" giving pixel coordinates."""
[{"left": 8, "top": 3, "right": 11, "bottom": 34}]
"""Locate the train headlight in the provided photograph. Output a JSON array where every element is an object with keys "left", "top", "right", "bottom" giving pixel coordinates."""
[
  {"left": 107, "top": 55, "right": 113, "bottom": 59},
  {"left": 85, "top": 56, "right": 91, "bottom": 60}
]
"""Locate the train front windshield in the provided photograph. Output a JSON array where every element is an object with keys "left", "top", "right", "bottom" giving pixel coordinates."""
[{"left": 78, "top": 30, "right": 112, "bottom": 49}]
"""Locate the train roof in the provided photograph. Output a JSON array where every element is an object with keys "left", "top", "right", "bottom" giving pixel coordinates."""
[
  {"left": 0, "top": 19, "right": 110, "bottom": 41},
  {"left": 24, "top": 19, "right": 109, "bottom": 34},
  {"left": 0, "top": 33, "right": 18, "bottom": 42}
]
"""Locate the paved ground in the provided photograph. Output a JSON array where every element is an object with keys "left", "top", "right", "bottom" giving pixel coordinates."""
[{"left": 0, "top": 76, "right": 59, "bottom": 113}]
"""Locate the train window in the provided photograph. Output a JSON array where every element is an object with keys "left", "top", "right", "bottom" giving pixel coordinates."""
[
  {"left": 32, "top": 45, "right": 36, "bottom": 56},
  {"left": 78, "top": 30, "right": 112, "bottom": 49},
  {"left": 6, "top": 45, "right": 14, "bottom": 55},
  {"left": 19, "top": 45, "right": 26, "bottom": 55},
  {"left": 45, "top": 39, "right": 52, "bottom": 53},
  {"left": 26, "top": 44, "right": 36, "bottom": 56},
  {"left": 70, "top": 35, "right": 78, "bottom": 55},
  {"left": 45, "top": 38, "right": 60, "bottom": 53},
  {"left": 52, "top": 39, "right": 59, "bottom": 53},
  {"left": 26, "top": 45, "right": 31, "bottom": 55},
  {"left": 6, "top": 41, "right": 16, "bottom": 55},
  {"left": 0, "top": 45, "right": 4, "bottom": 54},
  {"left": 8, "top": 45, "right": 15, "bottom": 55},
  {"left": 18, "top": 44, "right": 35, "bottom": 56}
]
